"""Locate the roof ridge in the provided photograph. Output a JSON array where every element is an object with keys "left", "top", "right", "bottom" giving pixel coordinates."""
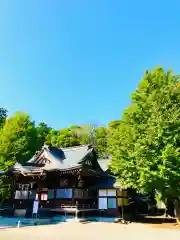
[{"left": 61, "top": 145, "right": 90, "bottom": 151}]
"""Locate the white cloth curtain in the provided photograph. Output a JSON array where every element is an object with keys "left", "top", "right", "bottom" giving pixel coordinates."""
[{"left": 15, "top": 190, "right": 28, "bottom": 199}]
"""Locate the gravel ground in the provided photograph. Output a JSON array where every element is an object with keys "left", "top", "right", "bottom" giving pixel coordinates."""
[{"left": 0, "top": 222, "right": 180, "bottom": 240}]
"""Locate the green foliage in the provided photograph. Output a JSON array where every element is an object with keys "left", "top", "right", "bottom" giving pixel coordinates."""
[
  {"left": 108, "top": 67, "right": 180, "bottom": 201},
  {"left": 0, "top": 112, "right": 37, "bottom": 165},
  {"left": 0, "top": 108, "right": 7, "bottom": 129},
  {"left": 0, "top": 112, "right": 37, "bottom": 163},
  {"left": 108, "top": 120, "right": 121, "bottom": 130},
  {"left": 45, "top": 127, "right": 81, "bottom": 148},
  {"left": 36, "top": 122, "right": 51, "bottom": 149},
  {"left": 0, "top": 175, "right": 12, "bottom": 200},
  {"left": 94, "top": 126, "right": 108, "bottom": 158},
  {"left": 42, "top": 124, "right": 98, "bottom": 151},
  {"left": 70, "top": 125, "right": 91, "bottom": 145},
  {"left": 0, "top": 112, "right": 38, "bottom": 199}
]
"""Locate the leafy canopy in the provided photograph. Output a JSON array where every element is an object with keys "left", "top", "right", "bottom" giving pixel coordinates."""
[{"left": 108, "top": 67, "right": 180, "bottom": 200}]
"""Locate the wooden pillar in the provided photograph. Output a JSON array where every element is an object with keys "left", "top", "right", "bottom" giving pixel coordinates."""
[
  {"left": 11, "top": 176, "right": 16, "bottom": 208},
  {"left": 72, "top": 175, "right": 77, "bottom": 205},
  {"left": 78, "top": 170, "right": 84, "bottom": 188}
]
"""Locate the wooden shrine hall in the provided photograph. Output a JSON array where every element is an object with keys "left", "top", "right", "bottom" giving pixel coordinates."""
[{"left": 1, "top": 144, "right": 129, "bottom": 217}]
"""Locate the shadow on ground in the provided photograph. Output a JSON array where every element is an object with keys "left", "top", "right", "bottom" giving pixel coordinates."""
[{"left": 133, "top": 215, "right": 176, "bottom": 224}]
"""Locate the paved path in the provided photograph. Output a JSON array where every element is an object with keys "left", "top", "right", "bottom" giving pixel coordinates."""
[{"left": 0, "top": 222, "right": 180, "bottom": 240}]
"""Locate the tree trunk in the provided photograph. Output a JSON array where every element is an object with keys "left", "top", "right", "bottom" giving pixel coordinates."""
[
  {"left": 173, "top": 198, "right": 180, "bottom": 224},
  {"left": 166, "top": 199, "right": 174, "bottom": 218}
]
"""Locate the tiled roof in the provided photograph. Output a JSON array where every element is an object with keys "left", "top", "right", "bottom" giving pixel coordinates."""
[
  {"left": 43, "top": 145, "right": 93, "bottom": 171},
  {"left": 27, "top": 145, "right": 93, "bottom": 171}
]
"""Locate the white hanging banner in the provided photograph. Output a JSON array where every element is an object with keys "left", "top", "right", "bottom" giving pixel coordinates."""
[{"left": 33, "top": 200, "right": 39, "bottom": 214}]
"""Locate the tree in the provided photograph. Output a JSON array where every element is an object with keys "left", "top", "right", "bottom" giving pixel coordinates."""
[
  {"left": 108, "top": 120, "right": 121, "bottom": 130},
  {"left": 108, "top": 67, "right": 180, "bottom": 220},
  {"left": 95, "top": 126, "right": 108, "bottom": 158},
  {"left": 45, "top": 124, "right": 98, "bottom": 149},
  {"left": 71, "top": 124, "right": 109, "bottom": 158},
  {"left": 45, "top": 127, "right": 81, "bottom": 148},
  {"left": 0, "top": 112, "right": 37, "bottom": 165},
  {"left": 36, "top": 122, "right": 51, "bottom": 149},
  {"left": 0, "top": 108, "right": 7, "bottom": 129},
  {"left": 58, "top": 127, "right": 81, "bottom": 147},
  {"left": 70, "top": 125, "right": 91, "bottom": 145},
  {"left": 0, "top": 112, "right": 38, "bottom": 200},
  {"left": 45, "top": 129, "right": 60, "bottom": 147}
]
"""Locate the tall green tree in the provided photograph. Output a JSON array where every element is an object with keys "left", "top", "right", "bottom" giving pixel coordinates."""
[
  {"left": 108, "top": 67, "right": 180, "bottom": 218},
  {"left": 36, "top": 122, "right": 51, "bottom": 149},
  {"left": 71, "top": 124, "right": 109, "bottom": 158},
  {"left": 95, "top": 126, "right": 108, "bottom": 158},
  {"left": 0, "top": 112, "right": 37, "bottom": 166},
  {"left": 45, "top": 129, "right": 60, "bottom": 146},
  {"left": 45, "top": 127, "right": 81, "bottom": 148},
  {"left": 58, "top": 127, "right": 81, "bottom": 147},
  {"left": 70, "top": 125, "right": 91, "bottom": 145},
  {"left": 0, "top": 112, "right": 38, "bottom": 199}
]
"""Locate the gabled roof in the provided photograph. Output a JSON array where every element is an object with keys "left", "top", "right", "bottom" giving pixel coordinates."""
[
  {"left": 97, "top": 159, "right": 110, "bottom": 172},
  {"left": 27, "top": 144, "right": 93, "bottom": 172},
  {"left": 45, "top": 145, "right": 93, "bottom": 171}
]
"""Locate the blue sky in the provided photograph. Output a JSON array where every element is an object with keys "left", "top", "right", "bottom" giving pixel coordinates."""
[{"left": 0, "top": 1, "right": 180, "bottom": 129}]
